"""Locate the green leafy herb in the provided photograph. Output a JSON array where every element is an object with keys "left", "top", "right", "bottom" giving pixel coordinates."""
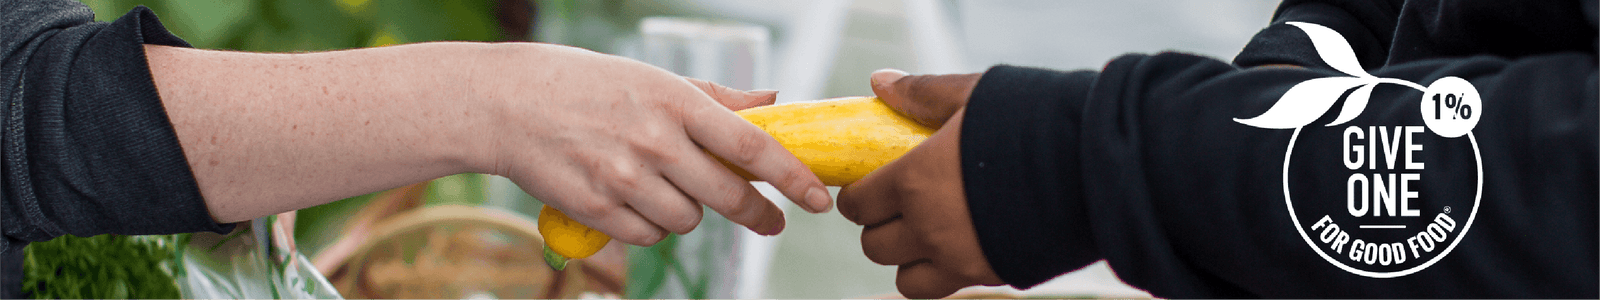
[{"left": 21, "top": 234, "right": 183, "bottom": 299}]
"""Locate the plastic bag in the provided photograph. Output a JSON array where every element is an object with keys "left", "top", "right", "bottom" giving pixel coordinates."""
[{"left": 173, "top": 215, "right": 341, "bottom": 299}]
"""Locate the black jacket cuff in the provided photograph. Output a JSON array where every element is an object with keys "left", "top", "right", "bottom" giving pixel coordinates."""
[{"left": 960, "top": 65, "right": 1101, "bottom": 288}]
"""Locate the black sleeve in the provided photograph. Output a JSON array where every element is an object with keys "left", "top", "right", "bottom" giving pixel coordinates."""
[
  {"left": 961, "top": 52, "right": 1597, "bottom": 297},
  {"left": 1234, "top": 0, "right": 1598, "bottom": 69},
  {"left": 1233, "top": 0, "right": 1405, "bottom": 69},
  {"left": 0, "top": 2, "right": 235, "bottom": 297}
]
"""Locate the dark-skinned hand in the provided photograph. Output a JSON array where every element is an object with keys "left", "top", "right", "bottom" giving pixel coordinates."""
[{"left": 837, "top": 69, "right": 1003, "bottom": 299}]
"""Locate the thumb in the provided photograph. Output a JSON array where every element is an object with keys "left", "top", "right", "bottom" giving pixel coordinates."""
[
  {"left": 869, "top": 69, "right": 982, "bottom": 128},
  {"left": 686, "top": 77, "right": 778, "bottom": 111}
]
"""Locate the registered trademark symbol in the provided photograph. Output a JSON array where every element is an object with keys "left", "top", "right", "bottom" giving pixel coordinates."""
[{"left": 1443, "top": 206, "right": 1452, "bottom": 214}]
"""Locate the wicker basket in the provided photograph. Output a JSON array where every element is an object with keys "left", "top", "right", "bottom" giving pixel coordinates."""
[{"left": 323, "top": 205, "right": 620, "bottom": 298}]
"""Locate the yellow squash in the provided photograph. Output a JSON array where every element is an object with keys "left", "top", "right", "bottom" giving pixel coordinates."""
[
  {"left": 724, "top": 96, "right": 936, "bottom": 185},
  {"left": 538, "top": 205, "right": 609, "bottom": 270},
  {"left": 540, "top": 96, "right": 933, "bottom": 269}
]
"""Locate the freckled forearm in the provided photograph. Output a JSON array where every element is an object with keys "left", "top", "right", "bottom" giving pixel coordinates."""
[{"left": 147, "top": 43, "right": 504, "bottom": 223}]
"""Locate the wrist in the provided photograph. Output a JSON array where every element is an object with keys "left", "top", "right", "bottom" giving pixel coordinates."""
[
  {"left": 451, "top": 42, "right": 521, "bottom": 176},
  {"left": 369, "top": 42, "right": 512, "bottom": 177},
  {"left": 457, "top": 42, "right": 648, "bottom": 177},
  {"left": 454, "top": 42, "right": 592, "bottom": 176}
]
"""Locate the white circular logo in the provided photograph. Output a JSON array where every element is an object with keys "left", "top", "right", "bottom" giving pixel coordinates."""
[{"left": 1232, "top": 22, "right": 1486, "bottom": 278}]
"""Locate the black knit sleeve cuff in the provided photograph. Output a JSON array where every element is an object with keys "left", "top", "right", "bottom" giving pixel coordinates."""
[
  {"left": 960, "top": 65, "right": 1101, "bottom": 288},
  {"left": 127, "top": 6, "right": 193, "bottom": 48},
  {"left": 50, "top": 6, "right": 230, "bottom": 236}
]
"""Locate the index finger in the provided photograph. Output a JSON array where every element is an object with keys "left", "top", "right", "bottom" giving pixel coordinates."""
[
  {"left": 680, "top": 96, "right": 834, "bottom": 214},
  {"left": 685, "top": 77, "right": 778, "bottom": 111}
]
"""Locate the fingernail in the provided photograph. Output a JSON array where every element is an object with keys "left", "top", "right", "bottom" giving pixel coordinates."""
[
  {"left": 757, "top": 219, "right": 786, "bottom": 236},
  {"left": 870, "top": 68, "right": 910, "bottom": 88},
  {"left": 646, "top": 230, "right": 667, "bottom": 245},
  {"left": 805, "top": 187, "right": 832, "bottom": 213}
]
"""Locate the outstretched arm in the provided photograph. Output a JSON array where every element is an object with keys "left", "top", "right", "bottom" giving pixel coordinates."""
[
  {"left": 149, "top": 42, "right": 832, "bottom": 244},
  {"left": 840, "top": 51, "right": 1598, "bottom": 298}
]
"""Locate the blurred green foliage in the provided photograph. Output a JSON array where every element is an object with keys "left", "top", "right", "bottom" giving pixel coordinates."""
[{"left": 80, "top": 0, "right": 505, "bottom": 51}]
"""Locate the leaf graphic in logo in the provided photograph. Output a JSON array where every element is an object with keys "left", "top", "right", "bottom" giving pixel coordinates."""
[
  {"left": 1234, "top": 76, "right": 1369, "bottom": 129},
  {"left": 1325, "top": 83, "right": 1376, "bottom": 126},
  {"left": 1287, "top": 22, "right": 1373, "bottom": 79}
]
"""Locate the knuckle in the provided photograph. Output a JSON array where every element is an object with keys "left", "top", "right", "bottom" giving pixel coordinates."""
[
  {"left": 866, "top": 254, "right": 893, "bottom": 266},
  {"left": 915, "top": 228, "right": 952, "bottom": 253},
  {"left": 602, "top": 160, "right": 645, "bottom": 190},
  {"left": 949, "top": 263, "right": 991, "bottom": 282},
  {"left": 719, "top": 197, "right": 759, "bottom": 222},
  {"left": 777, "top": 165, "right": 818, "bottom": 197},
  {"left": 611, "top": 173, "right": 643, "bottom": 192},
  {"left": 639, "top": 147, "right": 678, "bottom": 166},
  {"left": 838, "top": 201, "right": 863, "bottom": 224},
  {"left": 634, "top": 122, "right": 671, "bottom": 144},
  {"left": 714, "top": 180, "right": 751, "bottom": 203},
  {"left": 568, "top": 200, "right": 619, "bottom": 221},
  {"left": 699, "top": 80, "right": 735, "bottom": 98},
  {"left": 728, "top": 131, "right": 769, "bottom": 166},
  {"left": 690, "top": 78, "right": 718, "bottom": 93},
  {"left": 835, "top": 181, "right": 880, "bottom": 225},
  {"left": 605, "top": 157, "right": 639, "bottom": 175},
  {"left": 704, "top": 182, "right": 764, "bottom": 223},
  {"left": 713, "top": 184, "right": 768, "bottom": 221},
  {"left": 633, "top": 139, "right": 679, "bottom": 165},
  {"left": 689, "top": 79, "right": 740, "bottom": 107},
  {"left": 665, "top": 208, "right": 703, "bottom": 234},
  {"left": 780, "top": 165, "right": 810, "bottom": 187},
  {"left": 902, "top": 75, "right": 937, "bottom": 100},
  {"left": 889, "top": 177, "right": 926, "bottom": 199},
  {"left": 862, "top": 245, "right": 896, "bottom": 265},
  {"left": 902, "top": 74, "right": 932, "bottom": 89},
  {"left": 622, "top": 228, "right": 666, "bottom": 246},
  {"left": 713, "top": 82, "right": 735, "bottom": 96},
  {"left": 895, "top": 275, "right": 938, "bottom": 299}
]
